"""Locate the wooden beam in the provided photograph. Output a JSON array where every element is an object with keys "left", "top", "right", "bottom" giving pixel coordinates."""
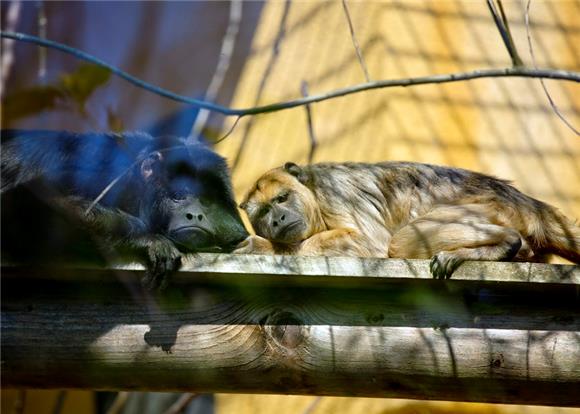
[
  {"left": 4, "top": 253, "right": 578, "bottom": 284},
  {"left": 2, "top": 254, "right": 579, "bottom": 406}
]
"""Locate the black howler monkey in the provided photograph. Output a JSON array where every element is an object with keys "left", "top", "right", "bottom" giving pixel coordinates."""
[{"left": 1, "top": 129, "right": 248, "bottom": 288}]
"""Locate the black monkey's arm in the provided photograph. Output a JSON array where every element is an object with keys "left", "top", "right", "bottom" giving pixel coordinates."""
[
  {"left": 54, "top": 196, "right": 147, "bottom": 240},
  {"left": 56, "top": 197, "right": 181, "bottom": 288}
]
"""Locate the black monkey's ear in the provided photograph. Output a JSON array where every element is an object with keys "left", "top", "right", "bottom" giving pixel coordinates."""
[
  {"left": 284, "top": 162, "right": 308, "bottom": 184},
  {"left": 140, "top": 151, "right": 164, "bottom": 181}
]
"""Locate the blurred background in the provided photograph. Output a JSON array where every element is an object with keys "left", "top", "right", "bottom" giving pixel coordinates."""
[{"left": 2, "top": 1, "right": 579, "bottom": 413}]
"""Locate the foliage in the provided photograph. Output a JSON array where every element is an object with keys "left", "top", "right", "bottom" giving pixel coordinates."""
[{"left": 3, "top": 63, "right": 110, "bottom": 122}]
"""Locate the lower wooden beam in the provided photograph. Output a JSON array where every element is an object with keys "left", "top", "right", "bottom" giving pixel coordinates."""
[{"left": 2, "top": 254, "right": 579, "bottom": 406}]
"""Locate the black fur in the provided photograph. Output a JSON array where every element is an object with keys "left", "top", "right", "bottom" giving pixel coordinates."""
[{"left": 1, "top": 129, "right": 248, "bottom": 288}]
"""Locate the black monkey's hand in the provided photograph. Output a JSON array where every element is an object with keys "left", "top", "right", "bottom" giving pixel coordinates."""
[{"left": 140, "top": 236, "right": 182, "bottom": 290}]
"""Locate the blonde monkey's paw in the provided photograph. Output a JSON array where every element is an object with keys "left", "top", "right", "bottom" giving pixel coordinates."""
[
  {"left": 430, "top": 251, "right": 464, "bottom": 280},
  {"left": 233, "top": 235, "right": 275, "bottom": 254}
]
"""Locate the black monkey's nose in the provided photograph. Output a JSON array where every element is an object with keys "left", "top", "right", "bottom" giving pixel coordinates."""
[{"left": 186, "top": 213, "right": 204, "bottom": 221}]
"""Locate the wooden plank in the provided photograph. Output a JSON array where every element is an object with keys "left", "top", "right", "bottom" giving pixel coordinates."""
[
  {"left": 179, "top": 254, "right": 580, "bottom": 284},
  {"left": 1, "top": 256, "right": 580, "bottom": 405},
  {"left": 2, "top": 253, "right": 579, "bottom": 284}
]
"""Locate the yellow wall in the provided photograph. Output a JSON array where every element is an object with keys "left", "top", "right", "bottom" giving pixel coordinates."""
[
  {"left": 214, "top": 1, "right": 580, "bottom": 413},
  {"left": 1, "top": 390, "right": 94, "bottom": 414},
  {"left": 216, "top": 394, "right": 580, "bottom": 414},
  {"left": 3, "top": 2, "right": 578, "bottom": 413},
  {"left": 218, "top": 0, "right": 579, "bottom": 221}
]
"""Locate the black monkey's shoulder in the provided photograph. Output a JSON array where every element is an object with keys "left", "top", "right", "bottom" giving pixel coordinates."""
[
  {"left": 1, "top": 129, "right": 248, "bottom": 286},
  {"left": 1, "top": 129, "right": 230, "bottom": 198}
]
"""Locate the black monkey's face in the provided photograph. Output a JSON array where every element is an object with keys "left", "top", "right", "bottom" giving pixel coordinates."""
[
  {"left": 240, "top": 165, "right": 324, "bottom": 245},
  {"left": 140, "top": 143, "right": 248, "bottom": 252},
  {"left": 165, "top": 195, "right": 247, "bottom": 252}
]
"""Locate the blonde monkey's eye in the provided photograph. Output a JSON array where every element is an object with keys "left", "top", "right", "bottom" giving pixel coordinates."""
[
  {"left": 275, "top": 192, "right": 289, "bottom": 203},
  {"left": 258, "top": 205, "right": 271, "bottom": 218}
]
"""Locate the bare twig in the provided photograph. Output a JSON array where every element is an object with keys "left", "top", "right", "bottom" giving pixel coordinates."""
[
  {"left": 486, "top": 0, "right": 523, "bottom": 66},
  {"left": 189, "top": 0, "right": 243, "bottom": 142},
  {"left": 497, "top": 0, "right": 523, "bottom": 66},
  {"left": 84, "top": 124, "right": 239, "bottom": 214},
  {"left": 12, "top": 390, "right": 26, "bottom": 414},
  {"left": 85, "top": 162, "right": 137, "bottom": 214},
  {"left": 105, "top": 391, "right": 130, "bottom": 414},
  {"left": 301, "top": 81, "right": 318, "bottom": 164},
  {"left": 0, "top": 1, "right": 22, "bottom": 98},
  {"left": 341, "top": 0, "right": 371, "bottom": 81},
  {"left": 523, "top": 0, "right": 579, "bottom": 135},
  {"left": 0, "top": 31, "right": 228, "bottom": 114},
  {"left": 1, "top": 31, "right": 578, "bottom": 118},
  {"left": 162, "top": 393, "right": 197, "bottom": 414},
  {"left": 85, "top": 144, "right": 184, "bottom": 214},
  {"left": 235, "top": 67, "right": 579, "bottom": 115},
  {"left": 214, "top": 115, "right": 242, "bottom": 144},
  {"left": 231, "top": 0, "right": 291, "bottom": 172},
  {"left": 37, "top": 1, "right": 47, "bottom": 80},
  {"left": 302, "top": 396, "right": 323, "bottom": 414},
  {"left": 51, "top": 391, "right": 67, "bottom": 414}
]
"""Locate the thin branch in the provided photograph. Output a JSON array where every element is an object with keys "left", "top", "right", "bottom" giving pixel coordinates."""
[
  {"left": 1, "top": 31, "right": 578, "bottom": 118},
  {"left": 85, "top": 162, "right": 137, "bottom": 214},
  {"left": 12, "top": 390, "right": 26, "bottom": 414},
  {"left": 0, "top": 31, "right": 228, "bottom": 114},
  {"left": 301, "top": 81, "right": 318, "bottom": 164},
  {"left": 486, "top": 0, "right": 523, "bottom": 66},
  {"left": 497, "top": 0, "right": 519, "bottom": 62},
  {"left": 189, "top": 0, "right": 243, "bottom": 142},
  {"left": 341, "top": 0, "right": 371, "bottom": 82},
  {"left": 85, "top": 144, "right": 187, "bottom": 214},
  {"left": 238, "top": 67, "right": 579, "bottom": 115},
  {"left": 214, "top": 115, "right": 242, "bottom": 144},
  {"left": 0, "top": 1, "right": 22, "bottom": 98},
  {"left": 523, "top": 0, "right": 579, "bottom": 135},
  {"left": 302, "top": 397, "right": 323, "bottom": 414},
  {"left": 84, "top": 126, "right": 239, "bottom": 214},
  {"left": 105, "top": 392, "right": 130, "bottom": 414},
  {"left": 37, "top": 1, "right": 47, "bottom": 80},
  {"left": 162, "top": 393, "right": 197, "bottom": 414},
  {"left": 51, "top": 391, "right": 67, "bottom": 414}
]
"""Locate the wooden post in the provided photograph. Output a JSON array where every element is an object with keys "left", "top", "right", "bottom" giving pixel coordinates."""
[{"left": 2, "top": 254, "right": 579, "bottom": 406}]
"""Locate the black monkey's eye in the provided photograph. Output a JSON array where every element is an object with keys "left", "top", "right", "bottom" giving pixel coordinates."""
[
  {"left": 171, "top": 191, "right": 187, "bottom": 201},
  {"left": 171, "top": 162, "right": 197, "bottom": 177},
  {"left": 274, "top": 192, "right": 289, "bottom": 203}
]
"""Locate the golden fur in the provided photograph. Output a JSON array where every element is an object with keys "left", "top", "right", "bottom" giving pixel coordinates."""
[{"left": 236, "top": 161, "right": 580, "bottom": 278}]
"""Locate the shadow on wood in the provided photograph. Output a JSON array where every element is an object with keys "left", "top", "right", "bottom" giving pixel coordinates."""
[{"left": 1, "top": 254, "right": 579, "bottom": 406}]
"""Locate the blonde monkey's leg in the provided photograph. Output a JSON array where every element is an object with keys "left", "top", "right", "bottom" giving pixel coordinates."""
[
  {"left": 300, "top": 228, "right": 371, "bottom": 256},
  {"left": 388, "top": 204, "right": 527, "bottom": 279}
]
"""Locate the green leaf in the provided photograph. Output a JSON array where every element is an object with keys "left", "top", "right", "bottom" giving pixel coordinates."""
[
  {"left": 2, "top": 85, "right": 64, "bottom": 121},
  {"left": 2, "top": 63, "right": 111, "bottom": 124},
  {"left": 58, "top": 63, "right": 111, "bottom": 109}
]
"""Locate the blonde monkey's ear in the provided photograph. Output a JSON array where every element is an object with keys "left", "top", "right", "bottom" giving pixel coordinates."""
[
  {"left": 239, "top": 200, "right": 248, "bottom": 210},
  {"left": 284, "top": 162, "right": 309, "bottom": 185}
]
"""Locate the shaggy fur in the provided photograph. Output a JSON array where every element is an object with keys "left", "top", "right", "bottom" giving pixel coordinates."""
[{"left": 236, "top": 161, "right": 580, "bottom": 278}]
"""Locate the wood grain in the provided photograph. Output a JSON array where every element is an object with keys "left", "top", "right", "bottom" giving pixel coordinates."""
[
  {"left": 2, "top": 255, "right": 579, "bottom": 406},
  {"left": 3, "top": 253, "right": 578, "bottom": 284}
]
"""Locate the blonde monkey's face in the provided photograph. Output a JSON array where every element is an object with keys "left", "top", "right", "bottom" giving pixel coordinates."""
[{"left": 240, "top": 163, "right": 324, "bottom": 244}]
